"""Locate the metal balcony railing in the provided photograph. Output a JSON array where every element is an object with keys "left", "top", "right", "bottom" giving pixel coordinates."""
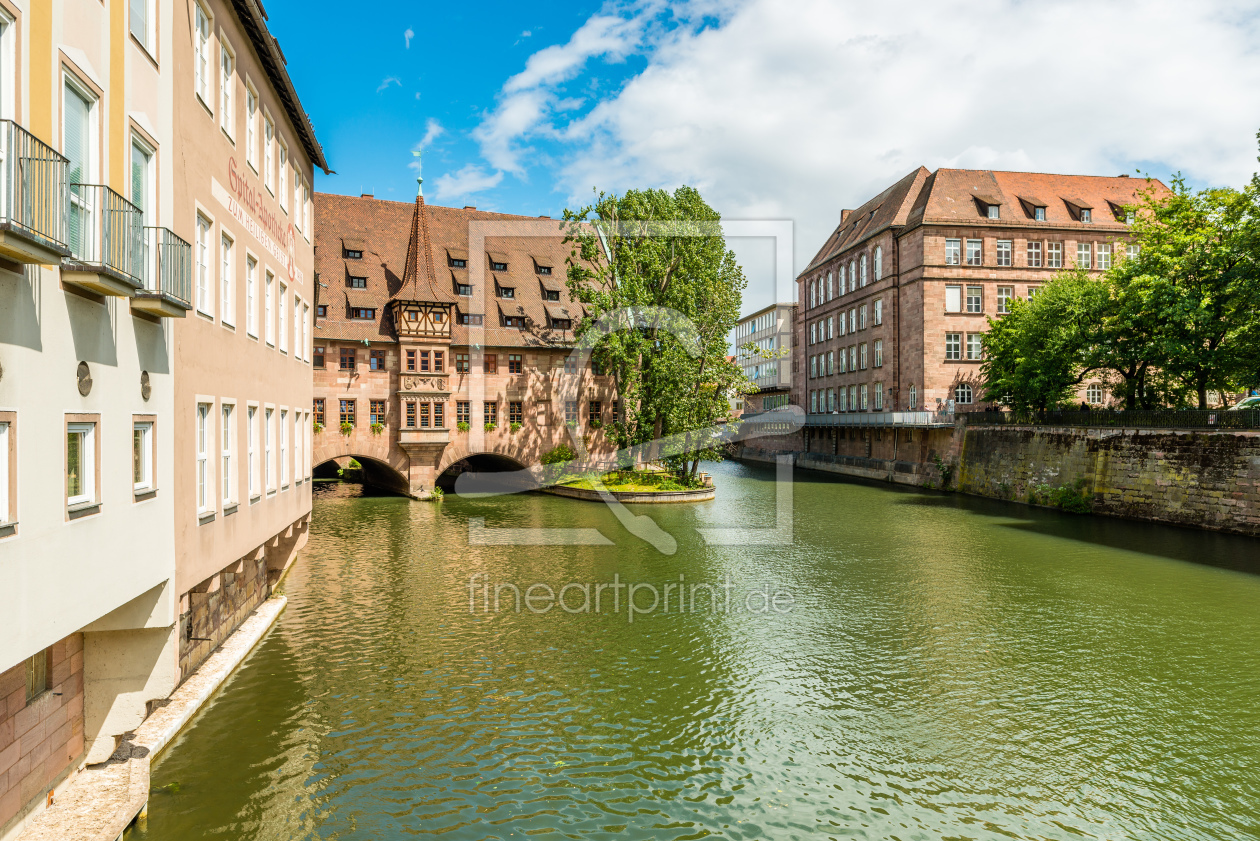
[
  {"left": 137, "top": 226, "right": 192, "bottom": 308},
  {"left": 0, "top": 119, "right": 69, "bottom": 253},
  {"left": 67, "top": 183, "right": 143, "bottom": 285}
]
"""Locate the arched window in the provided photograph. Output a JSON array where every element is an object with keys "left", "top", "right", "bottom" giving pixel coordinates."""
[
  {"left": 955, "top": 383, "right": 973, "bottom": 404},
  {"left": 908, "top": 384, "right": 917, "bottom": 409},
  {"left": 809, "top": 280, "right": 816, "bottom": 308},
  {"left": 860, "top": 254, "right": 868, "bottom": 286},
  {"left": 826, "top": 271, "right": 833, "bottom": 301},
  {"left": 874, "top": 246, "right": 883, "bottom": 280},
  {"left": 848, "top": 261, "right": 855, "bottom": 292}
]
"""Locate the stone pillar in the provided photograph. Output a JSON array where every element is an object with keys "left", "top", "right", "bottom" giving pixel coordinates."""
[{"left": 399, "top": 442, "right": 446, "bottom": 498}]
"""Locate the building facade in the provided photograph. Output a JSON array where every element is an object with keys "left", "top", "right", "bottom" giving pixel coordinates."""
[
  {"left": 735, "top": 302, "right": 794, "bottom": 415},
  {"left": 794, "top": 168, "right": 1161, "bottom": 452},
  {"left": 312, "top": 192, "right": 615, "bottom": 495},
  {"left": 0, "top": 1, "right": 322, "bottom": 834}
]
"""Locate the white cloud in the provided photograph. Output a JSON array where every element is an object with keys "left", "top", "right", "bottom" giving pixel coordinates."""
[
  {"left": 474, "top": 6, "right": 664, "bottom": 175},
  {"left": 404, "top": 27, "right": 414, "bottom": 49},
  {"left": 521, "top": 30, "right": 532, "bottom": 38},
  {"left": 472, "top": 0, "right": 1260, "bottom": 306},
  {"left": 375, "top": 76, "right": 401, "bottom": 93},
  {"left": 432, "top": 164, "right": 505, "bottom": 200}
]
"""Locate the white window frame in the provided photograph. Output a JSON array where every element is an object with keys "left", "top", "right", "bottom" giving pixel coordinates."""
[
  {"left": 874, "top": 246, "right": 882, "bottom": 281},
  {"left": 996, "top": 239, "right": 1012, "bottom": 267},
  {"left": 1047, "top": 242, "right": 1063, "bottom": 269},
  {"left": 945, "top": 238, "right": 961, "bottom": 265},
  {"left": 874, "top": 298, "right": 882, "bottom": 325},
  {"left": 1027, "top": 241, "right": 1043, "bottom": 268},
  {"left": 221, "top": 402, "right": 235, "bottom": 505},
  {"left": 278, "top": 282, "right": 288, "bottom": 353},
  {"left": 263, "top": 113, "right": 275, "bottom": 193},
  {"left": 220, "top": 230, "right": 234, "bottom": 326},
  {"left": 967, "top": 333, "right": 984, "bottom": 361},
  {"left": 874, "top": 339, "right": 883, "bottom": 368},
  {"left": 966, "top": 286, "right": 982, "bottom": 314},
  {"left": 945, "top": 284, "right": 962, "bottom": 313},
  {"left": 945, "top": 332, "right": 962, "bottom": 361},
  {"left": 245, "top": 254, "right": 258, "bottom": 337},
  {"left": 247, "top": 403, "right": 259, "bottom": 499},
  {"left": 965, "top": 239, "right": 982, "bottom": 266},
  {"left": 264, "top": 407, "right": 274, "bottom": 492},
  {"left": 1097, "top": 243, "right": 1112, "bottom": 270},
  {"left": 302, "top": 302, "right": 310, "bottom": 362},
  {"left": 193, "top": 1, "right": 211, "bottom": 108},
  {"left": 997, "top": 286, "right": 1013, "bottom": 315},
  {"left": 0, "top": 420, "right": 9, "bottom": 523},
  {"left": 130, "top": 134, "right": 156, "bottom": 226},
  {"left": 220, "top": 41, "right": 235, "bottom": 137},
  {"left": 133, "top": 420, "right": 153, "bottom": 492},
  {"left": 280, "top": 409, "right": 289, "bottom": 488},
  {"left": 293, "top": 295, "right": 302, "bottom": 359},
  {"left": 860, "top": 254, "right": 867, "bottom": 287},
  {"left": 196, "top": 403, "right": 211, "bottom": 513},
  {"left": 1077, "top": 242, "right": 1092, "bottom": 269},
  {"left": 245, "top": 83, "right": 258, "bottom": 169},
  {"left": 265, "top": 270, "right": 275, "bottom": 346},
  {"left": 66, "top": 422, "right": 96, "bottom": 507},
  {"left": 196, "top": 213, "right": 212, "bottom": 316},
  {"left": 130, "top": 0, "right": 156, "bottom": 56},
  {"left": 278, "top": 139, "right": 288, "bottom": 213}
]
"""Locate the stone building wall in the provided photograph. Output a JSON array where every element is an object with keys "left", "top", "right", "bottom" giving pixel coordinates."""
[
  {"left": 0, "top": 634, "right": 84, "bottom": 832},
  {"left": 178, "top": 550, "right": 271, "bottom": 682},
  {"left": 956, "top": 426, "right": 1260, "bottom": 536}
]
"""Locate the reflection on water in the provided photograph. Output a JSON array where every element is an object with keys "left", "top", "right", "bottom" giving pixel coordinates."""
[{"left": 134, "top": 461, "right": 1260, "bottom": 840}]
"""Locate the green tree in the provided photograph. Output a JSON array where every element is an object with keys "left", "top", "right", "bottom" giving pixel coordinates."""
[
  {"left": 563, "top": 186, "right": 749, "bottom": 480},
  {"left": 1111, "top": 174, "right": 1260, "bottom": 407},
  {"left": 981, "top": 269, "right": 1108, "bottom": 412}
]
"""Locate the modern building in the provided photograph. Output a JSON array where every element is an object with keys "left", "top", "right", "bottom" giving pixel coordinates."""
[
  {"left": 793, "top": 168, "right": 1161, "bottom": 455},
  {"left": 312, "top": 190, "right": 616, "bottom": 495},
  {"left": 0, "top": 0, "right": 323, "bottom": 834},
  {"left": 734, "top": 302, "right": 794, "bottom": 414}
]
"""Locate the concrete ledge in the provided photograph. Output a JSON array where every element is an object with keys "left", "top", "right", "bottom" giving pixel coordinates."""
[
  {"left": 15, "top": 596, "right": 287, "bottom": 841},
  {"left": 541, "top": 484, "right": 716, "bottom": 504}
]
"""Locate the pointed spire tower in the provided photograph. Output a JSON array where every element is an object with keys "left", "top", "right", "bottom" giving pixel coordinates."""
[{"left": 389, "top": 148, "right": 453, "bottom": 340}]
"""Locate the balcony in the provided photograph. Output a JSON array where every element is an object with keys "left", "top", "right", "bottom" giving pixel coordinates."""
[
  {"left": 61, "top": 184, "right": 143, "bottom": 297},
  {"left": 131, "top": 227, "right": 192, "bottom": 317},
  {"left": 0, "top": 119, "right": 71, "bottom": 264}
]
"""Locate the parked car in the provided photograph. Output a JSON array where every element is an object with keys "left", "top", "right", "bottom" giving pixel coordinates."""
[{"left": 1228, "top": 396, "right": 1260, "bottom": 410}]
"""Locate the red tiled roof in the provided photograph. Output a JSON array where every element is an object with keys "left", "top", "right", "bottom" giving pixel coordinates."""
[
  {"left": 313, "top": 193, "right": 590, "bottom": 348},
  {"left": 803, "top": 167, "right": 1169, "bottom": 277}
]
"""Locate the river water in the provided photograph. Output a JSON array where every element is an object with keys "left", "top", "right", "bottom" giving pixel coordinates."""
[{"left": 131, "top": 461, "right": 1260, "bottom": 840}]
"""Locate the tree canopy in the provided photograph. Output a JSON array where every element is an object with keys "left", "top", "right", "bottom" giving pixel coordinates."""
[{"left": 562, "top": 186, "right": 750, "bottom": 480}]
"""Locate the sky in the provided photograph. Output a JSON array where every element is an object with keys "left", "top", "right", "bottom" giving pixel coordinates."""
[{"left": 269, "top": 0, "right": 1260, "bottom": 315}]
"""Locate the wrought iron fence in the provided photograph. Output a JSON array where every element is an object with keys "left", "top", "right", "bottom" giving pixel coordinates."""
[
  {"left": 139, "top": 226, "right": 192, "bottom": 306},
  {"left": 963, "top": 408, "right": 1260, "bottom": 430},
  {"left": 67, "top": 183, "right": 143, "bottom": 285},
  {"left": 0, "top": 119, "right": 69, "bottom": 251}
]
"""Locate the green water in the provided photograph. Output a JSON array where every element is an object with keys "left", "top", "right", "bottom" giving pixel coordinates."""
[{"left": 132, "top": 461, "right": 1260, "bottom": 840}]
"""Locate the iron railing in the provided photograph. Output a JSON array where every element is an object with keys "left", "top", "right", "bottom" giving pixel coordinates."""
[
  {"left": 137, "top": 226, "right": 192, "bottom": 307},
  {"left": 0, "top": 119, "right": 69, "bottom": 251},
  {"left": 963, "top": 408, "right": 1260, "bottom": 430},
  {"left": 806, "top": 410, "right": 957, "bottom": 428},
  {"left": 67, "top": 183, "right": 143, "bottom": 285}
]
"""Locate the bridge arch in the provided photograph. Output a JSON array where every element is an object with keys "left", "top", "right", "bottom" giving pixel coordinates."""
[{"left": 313, "top": 453, "right": 411, "bottom": 496}]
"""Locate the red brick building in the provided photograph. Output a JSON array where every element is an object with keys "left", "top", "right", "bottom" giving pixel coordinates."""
[
  {"left": 312, "top": 191, "right": 615, "bottom": 496},
  {"left": 796, "top": 168, "right": 1164, "bottom": 434}
]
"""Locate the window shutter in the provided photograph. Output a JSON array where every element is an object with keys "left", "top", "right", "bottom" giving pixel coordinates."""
[{"left": 945, "top": 285, "right": 962, "bottom": 313}]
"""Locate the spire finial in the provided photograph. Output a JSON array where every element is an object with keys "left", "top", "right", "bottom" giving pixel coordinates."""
[{"left": 412, "top": 149, "right": 423, "bottom": 197}]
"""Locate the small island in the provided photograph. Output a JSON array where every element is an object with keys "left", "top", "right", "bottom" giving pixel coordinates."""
[{"left": 544, "top": 467, "right": 716, "bottom": 503}]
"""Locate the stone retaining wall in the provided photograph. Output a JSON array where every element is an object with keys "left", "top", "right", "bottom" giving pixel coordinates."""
[
  {"left": 541, "top": 485, "right": 716, "bottom": 504},
  {"left": 957, "top": 426, "right": 1260, "bottom": 536}
]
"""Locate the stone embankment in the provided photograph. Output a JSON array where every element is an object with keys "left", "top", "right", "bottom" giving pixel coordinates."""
[{"left": 738, "top": 423, "right": 1260, "bottom": 537}]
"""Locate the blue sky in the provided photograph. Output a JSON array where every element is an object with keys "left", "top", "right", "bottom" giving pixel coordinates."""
[{"left": 269, "top": 0, "right": 1260, "bottom": 316}]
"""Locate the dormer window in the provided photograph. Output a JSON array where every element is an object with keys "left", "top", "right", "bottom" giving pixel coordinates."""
[
  {"left": 537, "top": 265, "right": 552, "bottom": 275},
  {"left": 460, "top": 313, "right": 484, "bottom": 326},
  {"left": 449, "top": 258, "right": 467, "bottom": 268},
  {"left": 550, "top": 318, "right": 572, "bottom": 330},
  {"left": 1080, "top": 208, "right": 1092, "bottom": 223},
  {"left": 349, "top": 276, "right": 366, "bottom": 289},
  {"left": 986, "top": 204, "right": 999, "bottom": 219},
  {"left": 456, "top": 283, "right": 472, "bottom": 296},
  {"left": 545, "top": 290, "right": 560, "bottom": 302},
  {"left": 1034, "top": 207, "right": 1046, "bottom": 221},
  {"left": 350, "top": 307, "right": 376, "bottom": 320},
  {"left": 491, "top": 261, "right": 507, "bottom": 272},
  {"left": 499, "top": 286, "right": 515, "bottom": 299},
  {"left": 433, "top": 312, "right": 443, "bottom": 323},
  {"left": 503, "top": 315, "right": 525, "bottom": 328},
  {"left": 343, "top": 249, "right": 362, "bottom": 259}
]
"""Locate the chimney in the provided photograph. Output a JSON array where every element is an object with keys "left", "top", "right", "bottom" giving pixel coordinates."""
[
  {"left": 538, "top": 214, "right": 551, "bottom": 219},
  {"left": 840, "top": 209, "right": 853, "bottom": 223},
  {"left": 360, "top": 191, "right": 373, "bottom": 198},
  {"left": 464, "top": 205, "right": 476, "bottom": 210},
  {"left": 1118, "top": 173, "right": 1130, "bottom": 178}
]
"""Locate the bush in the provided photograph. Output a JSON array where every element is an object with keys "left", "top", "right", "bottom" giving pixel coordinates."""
[
  {"left": 541, "top": 443, "right": 576, "bottom": 465},
  {"left": 430, "top": 486, "right": 444, "bottom": 501},
  {"left": 370, "top": 422, "right": 385, "bottom": 435},
  {"left": 457, "top": 421, "right": 470, "bottom": 432},
  {"left": 340, "top": 421, "right": 353, "bottom": 436},
  {"left": 590, "top": 418, "right": 603, "bottom": 429}
]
